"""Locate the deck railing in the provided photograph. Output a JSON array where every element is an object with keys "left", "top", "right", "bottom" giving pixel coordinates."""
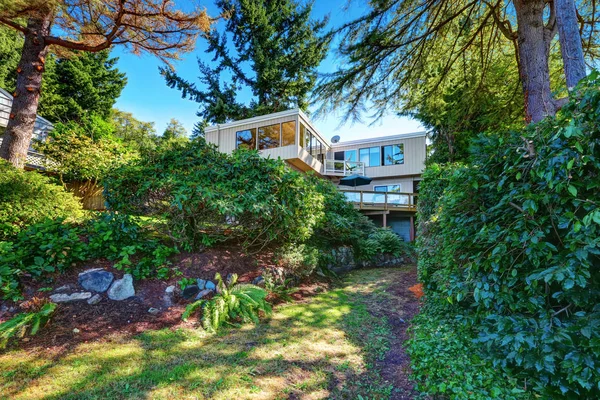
[
  {"left": 323, "top": 159, "right": 365, "bottom": 176},
  {"left": 339, "top": 189, "right": 418, "bottom": 211}
]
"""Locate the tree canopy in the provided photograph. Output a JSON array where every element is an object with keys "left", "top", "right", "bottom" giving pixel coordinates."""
[
  {"left": 162, "top": 0, "right": 329, "bottom": 125},
  {"left": 0, "top": 0, "right": 212, "bottom": 168},
  {"left": 316, "top": 0, "right": 597, "bottom": 125}
]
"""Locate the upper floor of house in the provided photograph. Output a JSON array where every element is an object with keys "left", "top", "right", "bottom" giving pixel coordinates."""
[{"left": 204, "top": 108, "right": 427, "bottom": 180}]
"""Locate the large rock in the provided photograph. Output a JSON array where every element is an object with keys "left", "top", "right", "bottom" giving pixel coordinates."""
[
  {"left": 196, "top": 279, "right": 206, "bottom": 290},
  {"left": 195, "top": 289, "right": 213, "bottom": 300},
  {"left": 50, "top": 292, "right": 92, "bottom": 303},
  {"left": 78, "top": 268, "right": 114, "bottom": 292},
  {"left": 87, "top": 294, "right": 102, "bottom": 305},
  {"left": 205, "top": 280, "right": 216, "bottom": 291},
  {"left": 107, "top": 274, "right": 135, "bottom": 301},
  {"left": 182, "top": 285, "right": 200, "bottom": 300},
  {"left": 252, "top": 276, "right": 265, "bottom": 287}
]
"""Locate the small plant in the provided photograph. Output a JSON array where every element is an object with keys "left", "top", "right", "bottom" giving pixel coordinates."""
[
  {"left": 263, "top": 271, "right": 298, "bottom": 302},
  {"left": 177, "top": 277, "right": 196, "bottom": 290},
  {"left": 0, "top": 300, "right": 57, "bottom": 349},
  {"left": 182, "top": 273, "right": 271, "bottom": 332}
]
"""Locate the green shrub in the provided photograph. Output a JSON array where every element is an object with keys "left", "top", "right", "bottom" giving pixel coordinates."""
[
  {"left": 104, "top": 140, "right": 325, "bottom": 251},
  {"left": 0, "top": 301, "right": 56, "bottom": 349},
  {"left": 182, "top": 273, "right": 271, "bottom": 332},
  {"left": 415, "top": 73, "right": 600, "bottom": 397},
  {"left": 355, "top": 228, "right": 415, "bottom": 261},
  {"left": 408, "top": 303, "right": 532, "bottom": 399},
  {"left": 0, "top": 214, "right": 178, "bottom": 301},
  {"left": 275, "top": 244, "right": 320, "bottom": 278},
  {"left": 0, "top": 160, "right": 83, "bottom": 239}
]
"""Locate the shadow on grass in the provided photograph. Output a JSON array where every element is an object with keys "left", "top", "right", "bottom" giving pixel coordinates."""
[{"left": 0, "top": 267, "right": 416, "bottom": 400}]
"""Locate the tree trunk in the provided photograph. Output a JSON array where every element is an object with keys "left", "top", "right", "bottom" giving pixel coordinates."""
[
  {"left": 0, "top": 15, "right": 52, "bottom": 168},
  {"left": 555, "top": 0, "right": 587, "bottom": 89},
  {"left": 514, "top": 0, "right": 556, "bottom": 123}
]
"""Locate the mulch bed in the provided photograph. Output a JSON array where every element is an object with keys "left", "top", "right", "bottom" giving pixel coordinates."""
[{"left": 0, "top": 245, "right": 329, "bottom": 353}]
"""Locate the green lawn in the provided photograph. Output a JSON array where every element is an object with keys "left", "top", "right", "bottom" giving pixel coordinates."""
[{"left": 0, "top": 268, "right": 412, "bottom": 400}]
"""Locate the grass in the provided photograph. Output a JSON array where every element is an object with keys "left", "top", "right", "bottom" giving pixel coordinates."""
[{"left": 0, "top": 268, "right": 410, "bottom": 400}]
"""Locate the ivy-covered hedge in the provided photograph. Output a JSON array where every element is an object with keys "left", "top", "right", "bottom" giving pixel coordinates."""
[{"left": 413, "top": 75, "right": 600, "bottom": 398}]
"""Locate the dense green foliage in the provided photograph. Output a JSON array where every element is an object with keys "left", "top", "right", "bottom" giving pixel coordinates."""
[
  {"left": 0, "top": 26, "right": 21, "bottom": 92},
  {"left": 105, "top": 140, "right": 325, "bottom": 251},
  {"left": 414, "top": 75, "right": 600, "bottom": 398},
  {"left": 0, "top": 301, "right": 56, "bottom": 349},
  {"left": 182, "top": 273, "right": 271, "bottom": 332},
  {"left": 0, "top": 160, "right": 83, "bottom": 240},
  {"left": 36, "top": 116, "right": 136, "bottom": 183},
  {"left": 408, "top": 303, "right": 531, "bottom": 399},
  {"left": 38, "top": 50, "right": 127, "bottom": 123},
  {"left": 0, "top": 214, "right": 177, "bottom": 301},
  {"left": 162, "top": 0, "right": 329, "bottom": 125}
]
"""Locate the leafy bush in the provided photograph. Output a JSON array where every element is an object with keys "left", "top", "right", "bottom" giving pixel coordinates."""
[
  {"left": 275, "top": 244, "right": 320, "bottom": 278},
  {"left": 0, "top": 160, "right": 83, "bottom": 239},
  {"left": 182, "top": 273, "right": 271, "bottom": 332},
  {"left": 104, "top": 140, "right": 325, "bottom": 251},
  {"left": 0, "top": 300, "right": 56, "bottom": 349},
  {"left": 415, "top": 74, "right": 600, "bottom": 397},
  {"left": 355, "top": 228, "right": 415, "bottom": 261},
  {"left": 408, "top": 303, "right": 532, "bottom": 399},
  {"left": 0, "top": 214, "right": 177, "bottom": 301}
]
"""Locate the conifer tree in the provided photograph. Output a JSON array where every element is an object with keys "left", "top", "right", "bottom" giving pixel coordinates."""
[{"left": 162, "top": 0, "right": 329, "bottom": 125}]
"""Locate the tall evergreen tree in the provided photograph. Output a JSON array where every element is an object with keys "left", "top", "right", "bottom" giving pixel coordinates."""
[
  {"left": 162, "top": 0, "right": 329, "bottom": 125},
  {"left": 0, "top": 25, "right": 22, "bottom": 92},
  {"left": 316, "top": 0, "right": 598, "bottom": 125},
  {"left": 39, "top": 50, "right": 127, "bottom": 123}
]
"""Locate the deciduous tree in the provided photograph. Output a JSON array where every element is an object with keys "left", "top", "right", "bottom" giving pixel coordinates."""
[{"left": 0, "top": 0, "right": 211, "bottom": 168}]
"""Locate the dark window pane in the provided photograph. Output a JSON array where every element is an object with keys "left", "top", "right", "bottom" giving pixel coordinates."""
[
  {"left": 236, "top": 128, "right": 256, "bottom": 150},
  {"left": 282, "top": 121, "right": 295, "bottom": 146},
  {"left": 258, "top": 124, "right": 280, "bottom": 149},
  {"left": 334, "top": 151, "right": 345, "bottom": 161}
]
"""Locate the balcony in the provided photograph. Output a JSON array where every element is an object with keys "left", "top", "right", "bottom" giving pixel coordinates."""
[
  {"left": 339, "top": 189, "right": 417, "bottom": 212},
  {"left": 323, "top": 159, "right": 365, "bottom": 176}
]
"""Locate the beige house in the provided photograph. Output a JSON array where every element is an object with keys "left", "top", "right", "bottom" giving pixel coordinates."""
[{"left": 205, "top": 109, "right": 427, "bottom": 241}]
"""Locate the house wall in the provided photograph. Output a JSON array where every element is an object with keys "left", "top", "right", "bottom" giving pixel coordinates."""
[
  {"left": 339, "top": 177, "right": 418, "bottom": 193},
  {"left": 205, "top": 115, "right": 300, "bottom": 154},
  {"left": 329, "top": 134, "right": 426, "bottom": 178},
  {"left": 0, "top": 88, "right": 53, "bottom": 145}
]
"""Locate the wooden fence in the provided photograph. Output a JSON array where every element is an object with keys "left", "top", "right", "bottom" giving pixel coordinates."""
[{"left": 66, "top": 180, "right": 106, "bottom": 210}]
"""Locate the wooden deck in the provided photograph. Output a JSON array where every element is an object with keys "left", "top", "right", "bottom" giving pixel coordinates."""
[{"left": 339, "top": 189, "right": 418, "bottom": 212}]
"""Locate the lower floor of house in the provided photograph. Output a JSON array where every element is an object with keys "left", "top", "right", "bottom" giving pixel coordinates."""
[{"left": 364, "top": 211, "right": 416, "bottom": 242}]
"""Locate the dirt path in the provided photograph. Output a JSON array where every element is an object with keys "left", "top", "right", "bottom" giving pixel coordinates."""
[{"left": 342, "top": 266, "right": 422, "bottom": 399}]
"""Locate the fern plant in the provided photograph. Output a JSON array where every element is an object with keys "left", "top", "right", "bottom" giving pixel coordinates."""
[
  {"left": 182, "top": 273, "right": 271, "bottom": 332},
  {"left": 0, "top": 301, "right": 56, "bottom": 348}
]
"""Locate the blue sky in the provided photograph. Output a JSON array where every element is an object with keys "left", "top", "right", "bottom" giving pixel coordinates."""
[{"left": 112, "top": 0, "right": 423, "bottom": 142}]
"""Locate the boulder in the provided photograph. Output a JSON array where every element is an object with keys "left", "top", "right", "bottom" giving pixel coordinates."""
[
  {"left": 165, "top": 285, "right": 176, "bottom": 294},
  {"left": 182, "top": 285, "right": 200, "bottom": 300},
  {"left": 148, "top": 307, "right": 160, "bottom": 315},
  {"left": 196, "top": 279, "right": 206, "bottom": 290},
  {"left": 205, "top": 280, "right": 216, "bottom": 291},
  {"left": 195, "top": 289, "right": 213, "bottom": 300},
  {"left": 78, "top": 268, "right": 114, "bottom": 292},
  {"left": 107, "top": 274, "right": 135, "bottom": 301},
  {"left": 50, "top": 292, "right": 92, "bottom": 303},
  {"left": 87, "top": 294, "right": 102, "bottom": 305}
]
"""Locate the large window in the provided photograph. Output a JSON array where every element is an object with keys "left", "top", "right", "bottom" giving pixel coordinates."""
[
  {"left": 374, "top": 184, "right": 402, "bottom": 192},
  {"left": 383, "top": 144, "right": 404, "bottom": 165},
  {"left": 236, "top": 128, "right": 256, "bottom": 150},
  {"left": 345, "top": 149, "right": 357, "bottom": 161},
  {"left": 258, "top": 124, "right": 280, "bottom": 149},
  {"left": 359, "top": 146, "right": 381, "bottom": 167},
  {"left": 281, "top": 121, "right": 296, "bottom": 146}
]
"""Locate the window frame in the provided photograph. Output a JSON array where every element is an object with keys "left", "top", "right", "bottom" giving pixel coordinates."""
[{"left": 359, "top": 146, "right": 381, "bottom": 167}]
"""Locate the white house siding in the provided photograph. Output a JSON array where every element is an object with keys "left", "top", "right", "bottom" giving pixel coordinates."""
[
  {"left": 0, "top": 88, "right": 53, "bottom": 146},
  {"left": 329, "top": 134, "right": 427, "bottom": 178}
]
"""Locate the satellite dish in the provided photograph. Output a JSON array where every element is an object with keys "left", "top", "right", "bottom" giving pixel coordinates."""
[{"left": 331, "top": 135, "right": 341, "bottom": 143}]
